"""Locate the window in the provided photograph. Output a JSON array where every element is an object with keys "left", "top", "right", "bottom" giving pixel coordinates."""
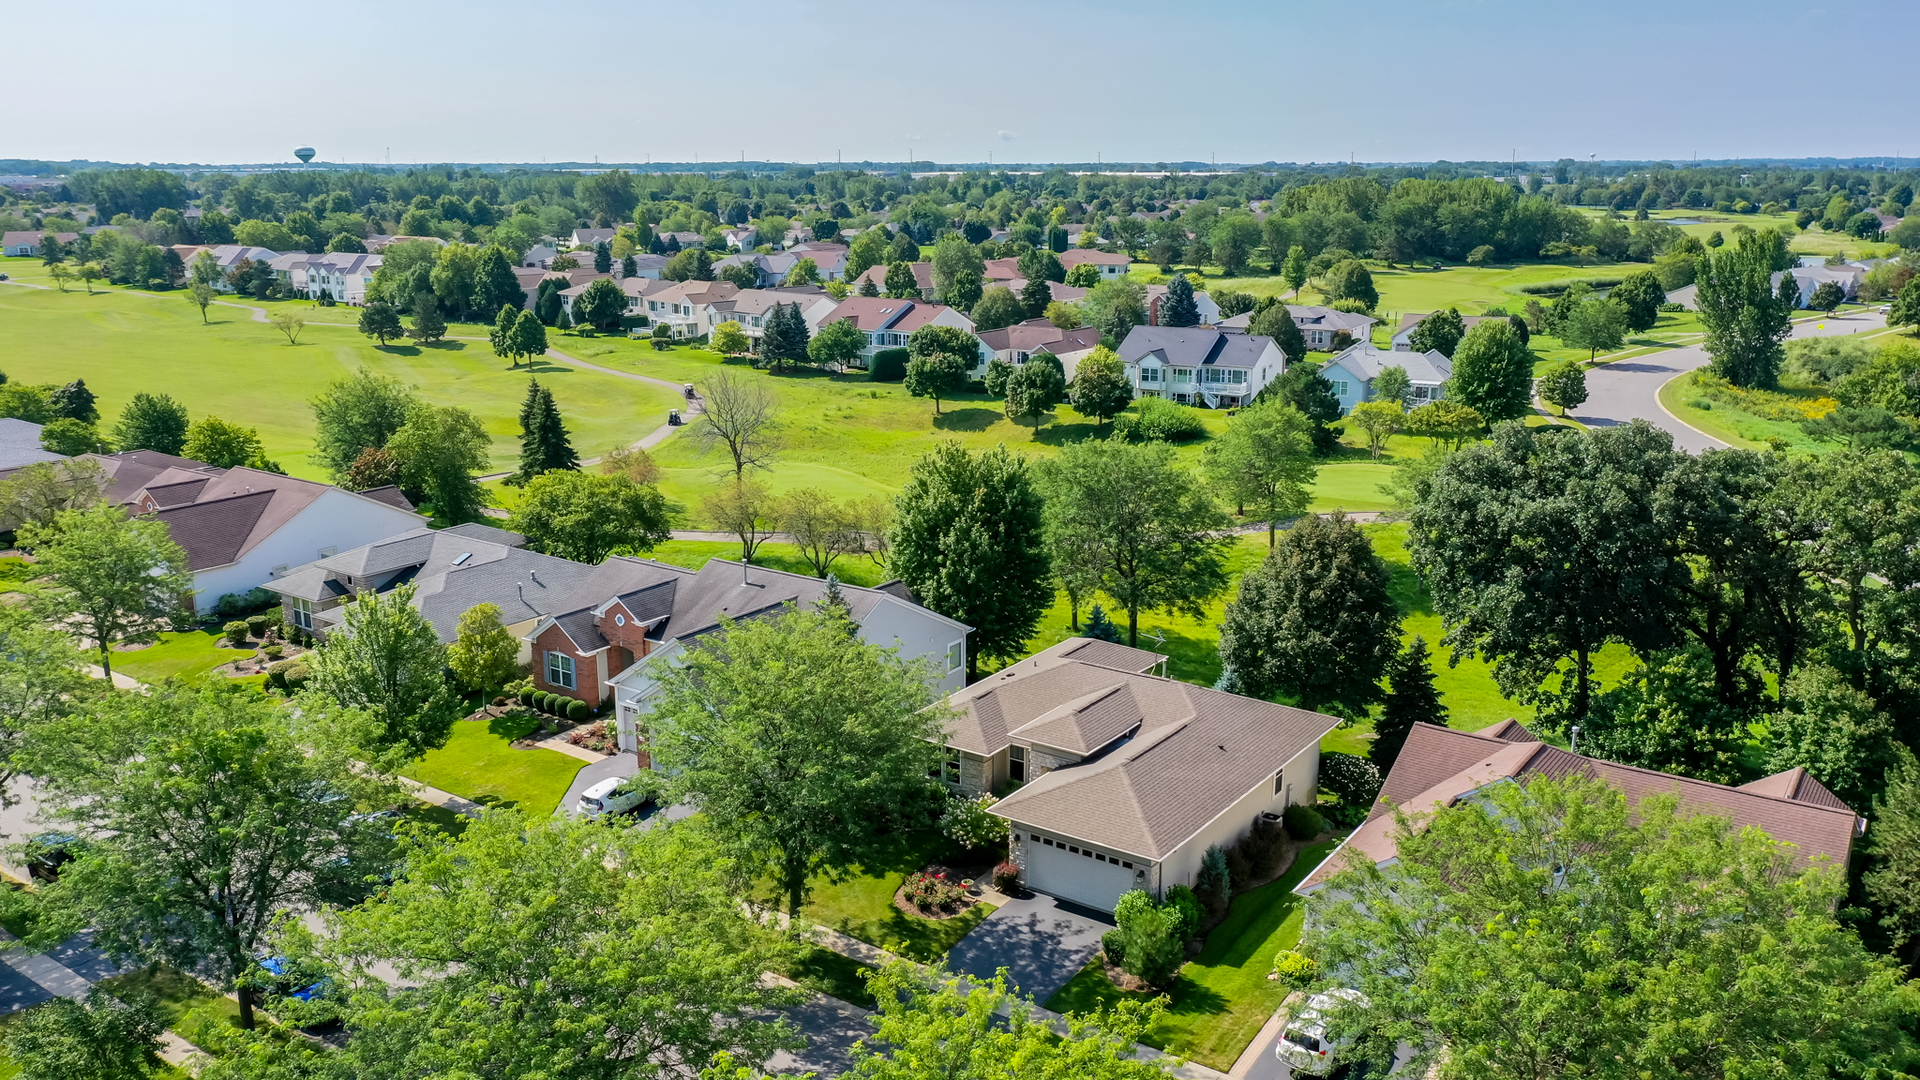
[
  {"left": 1414, "top": 385, "right": 1434, "bottom": 402},
  {"left": 947, "top": 641, "right": 964, "bottom": 673},
  {"left": 1333, "top": 380, "right": 1350, "bottom": 397},
  {"left": 1008, "top": 745, "right": 1026, "bottom": 783},
  {"left": 290, "top": 597, "right": 314, "bottom": 631},
  {"left": 943, "top": 750, "right": 961, "bottom": 786},
  {"left": 546, "top": 651, "right": 576, "bottom": 690},
  {"left": 1274, "top": 770, "right": 1285, "bottom": 795},
  {"left": 1172, "top": 368, "right": 1192, "bottom": 383},
  {"left": 1141, "top": 367, "right": 1160, "bottom": 383}
]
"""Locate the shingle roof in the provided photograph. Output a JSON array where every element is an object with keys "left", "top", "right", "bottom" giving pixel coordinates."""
[
  {"left": 132, "top": 465, "right": 397, "bottom": 572},
  {"left": 978, "top": 648, "right": 1343, "bottom": 860},
  {"left": 825, "top": 297, "right": 965, "bottom": 334},
  {"left": 850, "top": 261, "right": 937, "bottom": 293},
  {"left": 1327, "top": 343, "right": 1452, "bottom": 385},
  {"left": 356, "top": 486, "right": 414, "bottom": 512},
  {"left": 0, "top": 418, "right": 63, "bottom": 470},
  {"left": 1295, "top": 720, "right": 1865, "bottom": 892},
  {"left": 1059, "top": 249, "right": 1131, "bottom": 267},
  {"left": 1117, "top": 326, "right": 1276, "bottom": 371}
]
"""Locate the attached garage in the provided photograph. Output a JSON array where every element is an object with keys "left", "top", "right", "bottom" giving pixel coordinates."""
[{"left": 1020, "top": 831, "right": 1144, "bottom": 912}]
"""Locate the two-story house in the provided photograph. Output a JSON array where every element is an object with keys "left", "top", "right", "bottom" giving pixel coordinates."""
[
  {"left": 1318, "top": 342, "right": 1451, "bottom": 414},
  {"left": 937, "top": 637, "right": 1341, "bottom": 912},
  {"left": 1059, "top": 248, "right": 1131, "bottom": 282},
  {"left": 303, "top": 252, "right": 383, "bottom": 304},
  {"left": 706, "top": 288, "right": 842, "bottom": 350},
  {"left": 1117, "top": 325, "right": 1286, "bottom": 409}
]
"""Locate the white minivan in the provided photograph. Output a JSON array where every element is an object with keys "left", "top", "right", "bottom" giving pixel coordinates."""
[{"left": 577, "top": 776, "right": 648, "bottom": 819}]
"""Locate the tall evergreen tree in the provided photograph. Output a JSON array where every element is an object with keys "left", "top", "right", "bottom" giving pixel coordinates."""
[
  {"left": 1373, "top": 636, "right": 1447, "bottom": 772},
  {"left": 758, "top": 302, "right": 811, "bottom": 372},
  {"left": 513, "top": 379, "right": 579, "bottom": 484},
  {"left": 594, "top": 241, "right": 612, "bottom": 274},
  {"left": 1020, "top": 273, "right": 1054, "bottom": 319},
  {"left": 49, "top": 379, "right": 98, "bottom": 424},
  {"left": 472, "top": 246, "right": 525, "bottom": 315},
  {"left": 1160, "top": 273, "right": 1200, "bottom": 327}
]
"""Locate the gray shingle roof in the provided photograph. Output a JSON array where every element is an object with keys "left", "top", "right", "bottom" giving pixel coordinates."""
[
  {"left": 0, "top": 418, "right": 63, "bottom": 470},
  {"left": 1117, "top": 326, "right": 1276, "bottom": 371},
  {"left": 1327, "top": 343, "right": 1451, "bottom": 385}
]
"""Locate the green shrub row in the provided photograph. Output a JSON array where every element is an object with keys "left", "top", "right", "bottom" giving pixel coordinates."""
[{"left": 519, "top": 686, "right": 589, "bottom": 723}]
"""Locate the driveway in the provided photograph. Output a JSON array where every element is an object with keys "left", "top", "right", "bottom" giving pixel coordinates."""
[
  {"left": 763, "top": 993, "right": 874, "bottom": 1076},
  {"left": 1571, "top": 310, "right": 1888, "bottom": 453},
  {"left": 945, "top": 892, "right": 1112, "bottom": 1003},
  {"left": 555, "top": 752, "right": 639, "bottom": 817}
]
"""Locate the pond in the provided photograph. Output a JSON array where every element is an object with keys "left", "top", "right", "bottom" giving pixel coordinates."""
[{"left": 1660, "top": 217, "right": 1712, "bottom": 225}]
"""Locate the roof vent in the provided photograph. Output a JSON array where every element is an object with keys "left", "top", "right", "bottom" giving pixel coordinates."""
[
  {"left": 530, "top": 569, "right": 539, "bottom": 583},
  {"left": 452, "top": 552, "right": 472, "bottom": 566}
]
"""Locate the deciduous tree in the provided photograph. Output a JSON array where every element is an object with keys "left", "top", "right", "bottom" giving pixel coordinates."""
[
  {"left": 890, "top": 443, "right": 1051, "bottom": 675},
  {"left": 646, "top": 607, "right": 946, "bottom": 916},
  {"left": 703, "top": 476, "right": 776, "bottom": 563},
  {"left": 1696, "top": 229, "right": 1793, "bottom": 388},
  {"left": 510, "top": 470, "right": 670, "bottom": 564},
  {"left": 310, "top": 368, "right": 419, "bottom": 483},
  {"left": 1305, "top": 774, "right": 1920, "bottom": 1080},
  {"left": 1561, "top": 296, "right": 1627, "bottom": 359},
  {"left": 806, "top": 315, "right": 865, "bottom": 371},
  {"left": 1004, "top": 355, "right": 1067, "bottom": 437},
  {"left": 387, "top": 403, "right": 492, "bottom": 524},
  {"left": 1446, "top": 320, "right": 1534, "bottom": 422},
  {"left": 22, "top": 682, "right": 395, "bottom": 1030},
  {"left": 447, "top": 602, "right": 520, "bottom": 693},
  {"left": 1219, "top": 512, "right": 1398, "bottom": 716},
  {"left": 182, "top": 415, "right": 266, "bottom": 468},
  {"left": 1348, "top": 400, "right": 1404, "bottom": 459},
  {"left": 1040, "top": 441, "right": 1231, "bottom": 646},
  {"left": 20, "top": 505, "right": 191, "bottom": 681},
  {"left": 1068, "top": 346, "right": 1134, "bottom": 426},
  {"left": 694, "top": 369, "right": 781, "bottom": 477},
  {"left": 1407, "top": 308, "right": 1464, "bottom": 357},
  {"left": 305, "top": 582, "right": 456, "bottom": 759},
  {"left": 1202, "top": 398, "right": 1317, "bottom": 543},
  {"left": 358, "top": 299, "right": 403, "bottom": 345},
  {"left": 1537, "top": 359, "right": 1588, "bottom": 414},
  {"left": 111, "top": 391, "right": 189, "bottom": 455}
]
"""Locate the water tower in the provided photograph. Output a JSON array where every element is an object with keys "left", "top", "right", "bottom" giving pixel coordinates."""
[{"left": 294, "top": 147, "right": 316, "bottom": 164}]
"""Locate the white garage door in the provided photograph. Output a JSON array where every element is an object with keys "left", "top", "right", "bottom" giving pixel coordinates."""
[{"left": 1023, "top": 834, "right": 1141, "bottom": 912}]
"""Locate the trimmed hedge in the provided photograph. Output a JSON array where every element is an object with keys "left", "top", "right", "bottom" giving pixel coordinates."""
[
  {"left": 1283, "top": 803, "right": 1326, "bottom": 840},
  {"left": 566, "top": 698, "right": 589, "bottom": 722}
]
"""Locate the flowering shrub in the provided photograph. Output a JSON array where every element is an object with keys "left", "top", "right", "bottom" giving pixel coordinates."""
[
  {"left": 942, "top": 793, "right": 1005, "bottom": 852},
  {"left": 991, "top": 860, "right": 1020, "bottom": 892},
  {"left": 902, "top": 870, "right": 966, "bottom": 913}
]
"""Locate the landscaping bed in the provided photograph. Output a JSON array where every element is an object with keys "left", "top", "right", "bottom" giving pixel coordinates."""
[
  {"left": 892, "top": 862, "right": 992, "bottom": 920},
  {"left": 1045, "top": 837, "right": 1344, "bottom": 1071},
  {"left": 781, "top": 832, "right": 999, "bottom": 961}
]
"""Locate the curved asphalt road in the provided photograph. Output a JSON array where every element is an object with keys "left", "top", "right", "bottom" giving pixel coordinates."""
[{"left": 1570, "top": 310, "right": 1889, "bottom": 452}]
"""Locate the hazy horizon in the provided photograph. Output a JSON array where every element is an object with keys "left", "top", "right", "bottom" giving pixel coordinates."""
[{"left": 10, "top": 0, "right": 1917, "bottom": 167}]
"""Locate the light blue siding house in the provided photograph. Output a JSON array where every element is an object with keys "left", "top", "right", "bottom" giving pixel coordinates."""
[{"left": 1319, "top": 343, "right": 1452, "bottom": 414}]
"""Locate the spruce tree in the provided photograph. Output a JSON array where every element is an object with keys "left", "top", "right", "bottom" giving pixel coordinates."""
[
  {"left": 1083, "top": 604, "right": 1122, "bottom": 643},
  {"left": 858, "top": 276, "right": 880, "bottom": 297},
  {"left": 1021, "top": 273, "right": 1053, "bottom": 319},
  {"left": 50, "top": 379, "right": 98, "bottom": 423},
  {"left": 1374, "top": 635, "right": 1447, "bottom": 773},
  {"left": 513, "top": 380, "right": 580, "bottom": 484},
  {"left": 760, "top": 302, "right": 810, "bottom": 372},
  {"left": 594, "top": 241, "right": 612, "bottom": 274},
  {"left": 621, "top": 254, "right": 638, "bottom": 278},
  {"left": 1161, "top": 273, "right": 1200, "bottom": 327},
  {"left": 409, "top": 294, "right": 447, "bottom": 344},
  {"left": 359, "top": 300, "right": 404, "bottom": 346}
]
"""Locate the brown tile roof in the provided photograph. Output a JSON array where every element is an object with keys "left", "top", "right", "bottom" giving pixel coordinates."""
[{"left": 1296, "top": 720, "right": 1865, "bottom": 892}]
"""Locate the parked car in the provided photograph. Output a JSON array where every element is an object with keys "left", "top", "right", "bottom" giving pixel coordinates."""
[
  {"left": 1277, "top": 990, "right": 1368, "bottom": 1077},
  {"left": 23, "top": 832, "right": 86, "bottom": 883},
  {"left": 577, "top": 775, "right": 650, "bottom": 819},
  {"left": 254, "top": 955, "right": 340, "bottom": 1028}
]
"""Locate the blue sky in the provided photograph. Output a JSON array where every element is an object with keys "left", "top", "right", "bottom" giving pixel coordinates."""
[{"left": 12, "top": 0, "right": 1916, "bottom": 166}]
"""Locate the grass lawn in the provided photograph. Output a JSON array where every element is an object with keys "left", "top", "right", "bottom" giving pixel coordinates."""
[
  {"left": 776, "top": 944, "right": 879, "bottom": 1010},
  {"left": 1045, "top": 838, "right": 1342, "bottom": 1070},
  {"left": 548, "top": 335, "right": 1230, "bottom": 526},
  {"left": 1573, "top": 208, "right": 1900, "bottom": 260},
  {"left": 402, "top": 713, "right": 584, "bottom": 816},
  {"left": 647, "top": 539, "right": 894, "bottom": 587},
  {"left": 0, "top": 266, "right": 682, "bottom": 479},
  {"left": 774, "top": 829, "right": 997, "bottom": 962},
  {"left": 96, "top": 964, "right": 241, "bottom": 1031},
  {"left": 111, "top": 629, "right": 254, "bottom": 683}
]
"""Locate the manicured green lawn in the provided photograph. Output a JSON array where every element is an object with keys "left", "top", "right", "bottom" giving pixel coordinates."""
[
  {"left": 550, "top": 336, "right": 1231, "bottom": 527},
  {"left": 776, "top": 945, "right": 880, "bottom": 1010},
  {"left": 776, "top": 830, "right": 996, "bottom": 962},
  {"left": 402, "top": 713, "right": 584, "bottom": 816},
  {"left": 647, "top": 539, "right": 893, "bottom": 587},
  {"left": 1045, "top": 838, "right": 1342, "bottom": 1070},
  {"left": 111, "top": 629, "right": 254, "bottom": 683},
  {"left": 0, "top": 269, "right": 682, "bottom": 479},
  {"left": 96, "top": 965, "right": 239, "bottom": 1032}
]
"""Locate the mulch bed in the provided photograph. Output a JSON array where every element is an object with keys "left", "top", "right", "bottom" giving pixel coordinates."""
[{"left": 891, "top": 861, "right": 995, "bottom": 921}]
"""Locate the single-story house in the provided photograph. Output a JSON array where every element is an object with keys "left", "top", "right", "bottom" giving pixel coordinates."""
[
  {"left": 1059, "top": 248, "right": 1131, "bottom": 282},
  {"left": 1319, "top": 343, "right": 1450, "bottom": 414},
  {"left": 3, "top": 231, "right": 79, "bottom": 257},
  {"left": 0, "top": 418, "right": 63, "bottom": 470},
  {"left": 1295, "top": 720, "right": 1866, "bottom": 898},
  {"left": 521, "top": 244, "right": 560, "bottom": 269},
  {"left": 936, "top": 636, "right": 1340, "bottom": 912},
  {"left": 975, "top": 320, "right": 1102, "bottom": 379},
  {"left": 658, "top": 231, "right": 705, "bottom": 249},
  {"left": 1219, "top": 305, "right": 1379, "bottom": 352},
  {"left": 598, "top": 560, "right": 972, "bottom": 756},
  {"left": 820, "top": 297, "right": 981, "bottom": 367},
  {"left": 83, "top": 450, "right": 424, "bottom": 615},
  {"left": 260, "top": 522, "right": 583, "bottom": 651},
  {"left": 621, "top": 253, "right": 670, "bottom": 280},
  {"left": 571, "top": 227, "right": 618, "bottom": 248},
  {"left": 982, "top": 258, "right": 1024, "bottom": 286},
  {"left": 1665, "top": 284, "right": 1698, "bottom": 310},
  {"left": 1389, "top": 313, "right": 1502, "bottom": 351},
  {"left": 848, "top": 261, "right": 936, "bottom": 300},
  {"left": 1117, "top": 325, "right": 1285, "bottom": 409},
  {"left": 363, "top": 234, "right": 446, "bottom": 252},
  {"left": 998, "top": 278, "right": 1088, "bottom": 307},
  {"left": 1771, "top": 265, "right": 1863, "bottom": 307}
]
